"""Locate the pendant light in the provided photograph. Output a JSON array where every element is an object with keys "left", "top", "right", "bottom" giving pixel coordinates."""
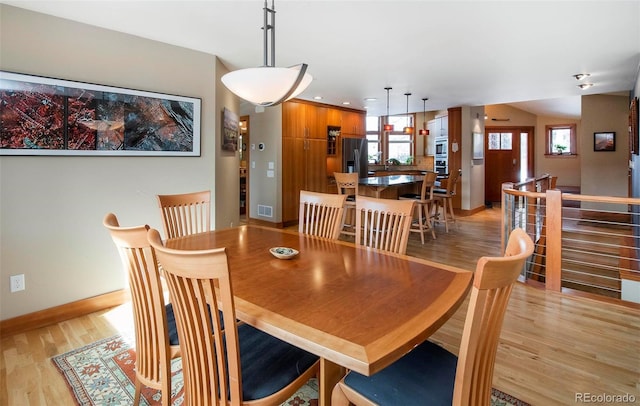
[
  {"left": 419, "top": 98, "right": 430, "bottom": 135},
  {"left": 403, "top": 93, "right": 414, "bottom": 134},
  {"left": 383, "top": 87, "right": 394, "bottom": 131},
  {"left": 221, "top": 0, "right": 313, "bottom": 107}
]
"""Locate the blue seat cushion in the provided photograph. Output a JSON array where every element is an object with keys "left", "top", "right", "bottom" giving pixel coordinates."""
[
  {"left": 432, "top": 188, "right": 447, "bottom": 195},
  {"left": 165, "top": 303, "right": 224, "bottom": 346},
  {"left": 238, "top": 323, "right": 319, "bottom": 401},
  {"left": 343, "top": 340, "right": 457, "bottom": 406}
]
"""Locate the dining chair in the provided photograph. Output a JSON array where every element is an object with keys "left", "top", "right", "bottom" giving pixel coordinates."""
[
  {"left": 355, "top": 195, "right": 415, "bottom": 255},
  {"left": 399, "top": 171, "right": 438, "bottom": 243},
  {"left": 299, "top": 190, "right": 347, "bottom": 240},
  {"left": 433, "top": 168, "right": 462, "bottom": 233},
  {"left": 332, "top": 227, "right": 534, "bottom": 406},
  {"left": 334, "top": 172, "right": 359, "bottom": 237},
  {"left": 147, "top": 227, "right": 320, "bottom": 406},
  {"left": 103, "top": 213, "right": 180, "bottom": 406},
  {"left": 157, "top": 190, "right": 211, "bottom": 239}
]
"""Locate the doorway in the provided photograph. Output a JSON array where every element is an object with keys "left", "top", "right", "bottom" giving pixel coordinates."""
[
  {"left": 239, "top": 116, "right": 250, "bottom": 223},
  {"left": 484, "top": 127, "right": 534, "bottom": 203}
]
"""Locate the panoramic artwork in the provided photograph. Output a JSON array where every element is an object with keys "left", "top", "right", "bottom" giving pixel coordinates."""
[
  {"left": 0, "top": 71, "right": 201, "bottom": 156},
  {"left": 222, "top": 107, "right": 239, "bottom": 152}
]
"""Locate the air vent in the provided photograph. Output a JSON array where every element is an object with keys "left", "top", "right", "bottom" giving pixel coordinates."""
[{"left": 258, "top": 205, "right": 273, "bottom": 218}]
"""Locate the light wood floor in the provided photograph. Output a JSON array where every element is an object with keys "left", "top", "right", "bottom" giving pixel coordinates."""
[{"left": 1, "top": 207, "right": 639, "bottom": 405}]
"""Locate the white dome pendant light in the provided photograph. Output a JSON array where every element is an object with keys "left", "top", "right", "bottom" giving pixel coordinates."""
[{"left": 221, "top": 0, "right": 312, "bottom": 107}]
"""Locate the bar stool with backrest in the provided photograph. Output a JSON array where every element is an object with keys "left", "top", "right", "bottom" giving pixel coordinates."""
[
  {"left": 355, "top": 195, "right": 415, "bottom": 255},
  {"left": 156, "top": 190, "right": 211, "bottom": 239},
  {"left": 334, "top": 172, "right": 359, "bottom": 237},
  {"left": 147, "top": 228, "right": 320, "bottom": 406},
  {"left": 433, "top": 169, "right": 462, "bottom": 233},
  {"left": 399, "top": 171, "right": 438, "bottom": 244},
  {"left": 332, "top": 227, "right": 535, "bottom": 406},
  {"left": 299, "top": 190, "right": 347, "bottom": 240},
  {"left": 103, "top": 213, "right": 180, "bottom": 406}
]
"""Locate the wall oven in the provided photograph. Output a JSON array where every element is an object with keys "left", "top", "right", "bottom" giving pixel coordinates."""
[{"left": 435, "top": 139, "right": 447, "bottom": 156}]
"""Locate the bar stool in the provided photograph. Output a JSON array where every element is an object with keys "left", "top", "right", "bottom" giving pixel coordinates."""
[
  {"left": 334, "top": 172, "right": 359, "bottom": 237},
  {"left": 433, "top": 169, "right": 461, "bottom": 232},
  {"left": 399, "top": 171, "right": 438, "bottom": 243}
]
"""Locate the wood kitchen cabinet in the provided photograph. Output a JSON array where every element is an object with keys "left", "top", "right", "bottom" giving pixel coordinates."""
[
  {"left": 281, "top": 99, "right": 364, "bottom": 225},
  {"left": 340, "top": 110, "right": 365, "bottom": 137}
]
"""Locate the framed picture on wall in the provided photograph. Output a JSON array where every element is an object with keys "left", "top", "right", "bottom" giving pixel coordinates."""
[
  {"left": 0, "top": 71, "right": 201, "bottom": 156},
  {"left": 472, "top": 132, "right": 484, "bottom": 159},
  {"left": 594, "top": 132, "right": 615, "bottom": 152},
  {"left": 631, "top": 97, "right": 638, "bottom": 155},
  {"left": 222, "top": 107, "right": 239, "bottom": 152}
]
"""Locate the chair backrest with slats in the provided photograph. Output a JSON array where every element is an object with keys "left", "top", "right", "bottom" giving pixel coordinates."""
[
  {"left": 453, "top": 227, "right": 534, "bottom": 406},
  {"left": 157, "top": 190, "right": 211, "bottom": 239},
  {"left": 419, "top": 171, "right": 438, "bottom": 201},
  {"left": 355, "top": 196, "right": 414, "bottom": 255},
  {"left": 334, "top": 172, "right": 359, "bottom": 197},
  {"left": 299, "top": 190, "right": 347, "bottom": 240},
  {"left": 103, "top": 213, "right": 174, "bottom": 395},
  {"left": 147, "top": 228, "right": 240, "bottom": 406},
  {"left": 447, "top": 168, "right": 462, "bottom": 196}
]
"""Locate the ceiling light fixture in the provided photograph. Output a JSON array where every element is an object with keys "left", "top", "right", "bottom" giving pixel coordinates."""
[
  {"left": 573, "top": 73, "right": 591, "bottom": 81},
  {"left": 578, "top": 83, "right": 594, "bottom": 89},
  {"left": 221, "top": 0, "right": 312, "bottom": 107},
  {"left": 403, "top": 93, "right": 414, "bottom": 134},
  {"left": 383, "top": 87, "right": 394, "bottom": 131},
  {"left": 419, "top": 98, "right": 430, "bottom": 136}
]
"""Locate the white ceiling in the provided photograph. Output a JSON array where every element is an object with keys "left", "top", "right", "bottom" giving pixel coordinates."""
[{"left": 4, "top": 0, "right": 640, "bottom": 118}]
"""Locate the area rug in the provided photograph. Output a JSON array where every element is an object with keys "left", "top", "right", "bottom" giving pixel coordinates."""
[{"left": 52, "top": 335, "right": 529, "bottom": 406}]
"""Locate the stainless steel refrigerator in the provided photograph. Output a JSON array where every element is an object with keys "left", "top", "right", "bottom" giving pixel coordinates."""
[{"left": 342, "top": 138, "right": 369, "bottom": 178}]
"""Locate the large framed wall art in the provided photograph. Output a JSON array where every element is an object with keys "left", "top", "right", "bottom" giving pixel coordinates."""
[{"left": 0, "top": 71, "right": 201, "bottom": 156}]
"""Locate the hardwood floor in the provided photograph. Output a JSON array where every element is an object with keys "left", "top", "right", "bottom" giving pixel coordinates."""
[{"left": 1, "top": 207, "right": 638, "bottom": 405}]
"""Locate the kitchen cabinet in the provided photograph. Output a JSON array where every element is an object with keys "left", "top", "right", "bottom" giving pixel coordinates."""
[
  {"left": 340, "top": 110, "right": 365, "bottom": 137},
  {"left": 281, "top": 99, "right": 365, "bottom": 224},
  {"left": 281, "top": 137, "right": 327, "bottom": 223}
]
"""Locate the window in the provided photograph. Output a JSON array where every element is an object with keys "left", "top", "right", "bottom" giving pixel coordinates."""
[
  {"left": 368, "top": 115, "right": 416, "bottom": 165},
  {"left": 545, "top": 124, "right": 576, "bottom": 155},
  {"left": 366, "top": 116, "right": 381, "bottom": 163},
  {"left": 488, "top": 132, "right": 512, "bottom": 150}
]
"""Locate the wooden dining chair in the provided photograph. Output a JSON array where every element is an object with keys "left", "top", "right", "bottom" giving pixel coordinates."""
[
  {"left": 103, "top": 213, "right": 180, "bottom": 406},
  {"left": 399, "top": 171, "right": 438, "bottom": 243},
  {"left": 334, "top": 172, "right": 359, "bottom": 237},
  {"left": 355, "top": 195, "right": 415, "bottom": 255},
  {"left": 332, "top": 227, "right": 535, "bottom": 406},
  {"left": 147, "top": 227, "right": 320, "bottom": 406},
  {"left": 157, "top": 190, "right": 211, "bottom": 239},
  {"left": 433, "top": 168, "right": 462, "bottom": 233},
  {"left": 299, "top": 190, "right": 347, "bottom": 240}
]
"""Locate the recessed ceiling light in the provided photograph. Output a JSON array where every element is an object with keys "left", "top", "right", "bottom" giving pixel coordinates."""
[
  {"left": 578, "top": 83, "right": 594, "bottom": 89},
  {"left": 342, "top": 101, "right": 351, "bottom": 105},
  {"left": 364, "top": 98, "right": 377, "bottom": 102},
  {"left": 573, "top": 73, "right": 591, "bottom": 81},
  {"left": 313, "top": 96, "right": 323, "bottom": 100}
]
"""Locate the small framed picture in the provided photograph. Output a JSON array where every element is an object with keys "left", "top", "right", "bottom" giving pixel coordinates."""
[{"left": 593, "top": 132, "right": 615, "bottom": 151}]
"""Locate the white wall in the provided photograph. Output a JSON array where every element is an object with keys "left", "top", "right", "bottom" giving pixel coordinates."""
[
  {"left": 240, "top": 105, "right": 284, "bottom": 224},
  {"left": 581, "top": 94, "right": 630, "bottom": 211},
  {"left": 460, "top": 106, "right": 485, "bottom": 211},
  {"left": 0, "top": 5, "right": 239, "bottom": 320}
]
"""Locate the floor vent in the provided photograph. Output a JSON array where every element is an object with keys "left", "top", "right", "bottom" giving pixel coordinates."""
[{"left": 258, "top": 205, "right": 273, "bottom": 218}]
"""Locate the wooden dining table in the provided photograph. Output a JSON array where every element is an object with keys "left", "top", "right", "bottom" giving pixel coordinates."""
[{"left": 165, "top": 225, "right": 472, "bottom": 406}]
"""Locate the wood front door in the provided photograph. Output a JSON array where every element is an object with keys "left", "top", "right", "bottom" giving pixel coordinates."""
[{"left": 485, "top": 127, "right": 534, "bottom": 203}]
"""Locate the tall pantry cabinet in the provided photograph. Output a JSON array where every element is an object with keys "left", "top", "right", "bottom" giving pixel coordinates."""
[{"left": 281, "top": 99, "right": 365, "bottom": 224}]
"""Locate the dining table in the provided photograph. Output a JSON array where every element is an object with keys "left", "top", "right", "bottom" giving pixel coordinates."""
[
  {"left": 359, "top": 174, "right": 426, "bottom": 198},
  {"left": 165, "top": 225, "right": 472, "bottom": 406}
]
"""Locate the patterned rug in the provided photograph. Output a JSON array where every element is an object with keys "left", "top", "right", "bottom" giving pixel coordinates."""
[{"left": 52, "top": 335, "right": 529, "bottom": 406}]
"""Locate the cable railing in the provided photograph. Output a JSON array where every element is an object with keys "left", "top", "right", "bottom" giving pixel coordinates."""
[{"left": 502, "top": 176, "right": 640, "bottom": 304}]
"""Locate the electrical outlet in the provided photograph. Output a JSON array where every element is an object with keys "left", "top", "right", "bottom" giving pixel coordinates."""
[{"left": 10, "top": 274, "right": 25, "bottom": 292}]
